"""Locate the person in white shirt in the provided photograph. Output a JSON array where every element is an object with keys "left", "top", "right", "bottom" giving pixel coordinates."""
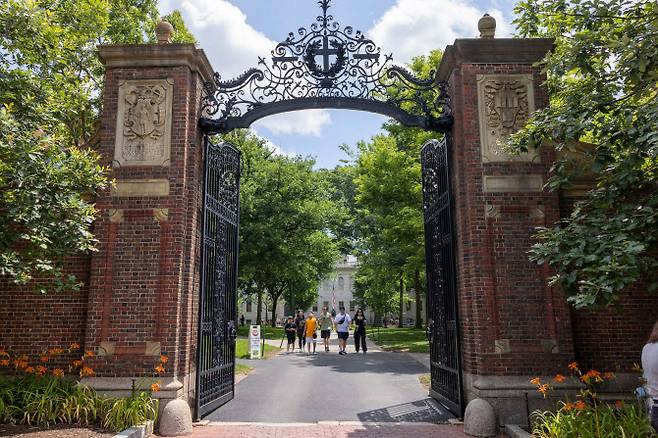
[
  {"left": 334, "top": 306, "right": 352, "bottom": 355},
  {"left": 642, "top": 320, "right": 658, "bottom": 432}
]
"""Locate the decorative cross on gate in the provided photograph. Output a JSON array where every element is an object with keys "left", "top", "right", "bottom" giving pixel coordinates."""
[{"left": 317, "top": 35, "right": 340, "bottom": 75}]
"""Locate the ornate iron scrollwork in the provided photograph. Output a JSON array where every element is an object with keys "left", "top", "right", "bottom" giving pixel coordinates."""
[{"left": 199, "top": 0, "right": 453, "bottom": 133}]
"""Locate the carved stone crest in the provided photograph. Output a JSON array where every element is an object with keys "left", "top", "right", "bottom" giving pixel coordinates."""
[
  {"left": 114, "top": 79, "right": 173, "bottom": 167},
  {"left": 477, "top": 74, "right": 537, "bottom": 162}
]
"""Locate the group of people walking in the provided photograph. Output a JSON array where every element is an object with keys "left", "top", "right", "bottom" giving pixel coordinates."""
[{"left": 283, "top": 305, "right": 368, "bottom": 355}]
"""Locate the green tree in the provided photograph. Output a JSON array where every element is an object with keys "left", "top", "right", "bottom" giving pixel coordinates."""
[
  {"left": 350, "top": 50, "right": 443, "bottom": 328},
  {"left": 0, "top": 1, "right": 196, "bottom": 292},
  {"left": 227, "top": 130, "right": 342, "bottom": 326},
  {"left": 510, "top": 0, "right": 658, "bottom": 308}
]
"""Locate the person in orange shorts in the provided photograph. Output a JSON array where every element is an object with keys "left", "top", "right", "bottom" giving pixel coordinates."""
[{"left": 305, "top": 311, "right": 318, "bottom": 355}]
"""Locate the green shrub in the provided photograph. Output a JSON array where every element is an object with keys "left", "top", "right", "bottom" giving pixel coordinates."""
[
  {"left": 102, "top": 391, "right": 158, "bottom": 432},
  {"left": 533, "top": 401, "right": 656, "bottom": 438}
]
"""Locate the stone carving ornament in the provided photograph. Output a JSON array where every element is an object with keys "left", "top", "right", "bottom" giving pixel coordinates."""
[
  {"left": 114, "top": 79, "right": 173, "bottom": 167},
  {"left": 477, "top": 74, "right": 537, "bottom": 162}
]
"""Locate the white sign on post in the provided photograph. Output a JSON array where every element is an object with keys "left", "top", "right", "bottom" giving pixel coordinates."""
[{"left": 249, "top": 325, "right": 261, "bottom": 359}]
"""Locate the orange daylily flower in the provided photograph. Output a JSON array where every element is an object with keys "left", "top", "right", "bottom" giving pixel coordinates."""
[
  {"left": 580, "top": 369, "right": 602, "bottom": 383},
  {"left": 150, "top": 382, "right": 161, "bottom": 392},
  {"left": 615, "top": 400, "right": 623, "bottom": 409},
  {"left": 568, "top": 362, "right": 579, "bottom": 371},
  {"left": 13, "top": 358, "right": 28, "bottom": 370},
  {"left": 160, "top": 355, "right": 169, "bottom": 364},
  {"left": 574, "top": 400, "right": 587, "bottom": 410},
  {"left": 554, "top": 374, "right": 566, "bottom": 383},
  {"left": 36, "top": 365, "right": 48, "bottom": 375},
  {"left": 155, "top": 364, "right": 165, "bottom": 374},
  {"left": 0, "top": 359, "right": 9, "bottom": 367},
  {"left": 538, "top": 384, "right": 550, "bottom": 398},
  {"left": 563, "top": 402, "right": 575, "bottom": 411},
  {"left": 0, "top": 350, "right": 9, "bottom": 357},
  {"left": 40, "top": 355, "right": 49, "bottom": 363},
  {"left": 52, "top": 368, "right": 65, "bottom": 378},
  {"left": 24, "top": 366, "right": 35, "bottom": 374},
  {"left": 71, "top": 359, "right": 83, "bottom": 368},
  {"left": 69, "top": 342, "right": 81, "bottom": 351},
  {"left": 80, "top": 366, "right": 95, "bottom": 377},
  {"left": 530, "top": 377, "right": 541, "bottom": 385},
  {"left": 48, "top": 348, "right": 64, "bottom": 355},
  {"left": 84, "top": 351, "right": 95, "bottom": 358}
]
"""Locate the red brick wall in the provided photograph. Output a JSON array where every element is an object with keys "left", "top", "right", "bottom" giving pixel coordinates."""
[
  {"left": 0, "top": 254, "right": 91, "bottom": 368},
  {"left": 570, "top": 287, "right": 656, "bottom": 372},
  {"left": 83, "top": 58, "right": 205, "bottom": 378},
  {"left": 560, "top": 196, "right": 657, "bottom": 371},
  {"left": 448, "top": 62, "right": 575, "bottom": 377}
]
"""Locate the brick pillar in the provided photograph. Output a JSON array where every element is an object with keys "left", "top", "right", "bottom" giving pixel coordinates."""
[
  {"left": 438, "top": 37, "right": 576, "bottom": 425},
  {"left": 82, "top": 41, "right": 213, "bottom": 416}
]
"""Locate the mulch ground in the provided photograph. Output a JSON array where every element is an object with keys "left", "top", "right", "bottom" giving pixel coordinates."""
[{"left": 0, "top": 424, "right": 114, "bottom": 438}]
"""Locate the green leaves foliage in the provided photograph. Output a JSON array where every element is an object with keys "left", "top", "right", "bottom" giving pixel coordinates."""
[
  {"left": 0, "top": 1, "right": 196, "bottom": 293},
  {"left": 509, "top": 0, "right": 658, "bottom": 307},
  {"left": 228, "top": 130, "right": 343, "bottom": 323}
]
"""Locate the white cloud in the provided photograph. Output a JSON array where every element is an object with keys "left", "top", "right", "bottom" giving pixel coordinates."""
[
  {"left": 160, "top": 0, "right": 331, "bottom": 135},
  {"left": 368, "top": 0, "right": 511, "bottom": 64},
  {"left": 252, "top": 110, "right": 332, "bottom": 137},
  {"left": 249, "top": 129, "right": 294, "bottom": 157}
]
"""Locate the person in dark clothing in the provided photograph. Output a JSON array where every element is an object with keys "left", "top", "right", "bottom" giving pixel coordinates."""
[
  {"left": 353, "top": 309, "right": 368, "bottom": 354},
  {"left": 284, "top": 316, "right": 297, "bottom": 353},
  {"left": 240, "top": 314, "right": 245, "bottom": 327},
  {"left": 295, "top": 310, "right": 306, "bottom": 351}
]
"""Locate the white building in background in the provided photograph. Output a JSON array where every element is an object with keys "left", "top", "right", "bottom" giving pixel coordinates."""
[{"left": 238, "top": 254, "right": 425, "bottom": 326}]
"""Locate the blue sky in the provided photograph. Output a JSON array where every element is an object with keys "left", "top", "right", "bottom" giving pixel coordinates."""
[{"left": 158, "top": 0, "right": 518, "bottom": 168}]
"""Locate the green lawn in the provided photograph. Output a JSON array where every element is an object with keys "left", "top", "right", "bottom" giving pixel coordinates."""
[
  {"left": 235, "top": 338, "right": 281, "bottom": 359},
  {"left": 369, "top": 327, "right": 428, "bottom": 353},
  {"left": 237, "top": 325, "right": 284, "bottom": 340}
]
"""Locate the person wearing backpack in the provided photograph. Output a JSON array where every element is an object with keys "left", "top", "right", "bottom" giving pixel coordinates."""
[{"left": 335, "top": 306, "right": 351, "bottom": 355}]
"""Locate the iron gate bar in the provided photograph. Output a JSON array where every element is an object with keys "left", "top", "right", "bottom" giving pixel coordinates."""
[
  {"left": 199, "top": 0, "right": 453, "bottom": 135},
  {"left": 196, "top": 136, "right": 241, "bottom": 419},
  {"left": 421, "top": 136, "right": 464, "bottom": 415}
]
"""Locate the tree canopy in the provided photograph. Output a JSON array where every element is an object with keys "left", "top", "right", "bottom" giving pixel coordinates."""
[
  {"left": 510, "top": 0, "right": 658, "bottom": 308},
  {"left": 229, "top": 130, "right": 343, "bottom": 325},
  {"left": 0, "top": 0, "right": 194, "bottom": 292}
]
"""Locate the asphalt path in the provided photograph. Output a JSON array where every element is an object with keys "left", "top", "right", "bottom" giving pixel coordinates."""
[{"left": 208, "top": 335, "right": 453, "bottom": 423}]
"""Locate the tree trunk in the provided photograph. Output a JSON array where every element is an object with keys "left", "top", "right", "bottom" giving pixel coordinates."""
[
  {"left": 256, "top": 291, "right": 263, "bottom": 325},
  {"left": 399, "top": 276, "right": 404, "bottom": 328},
  {"left": 271, "top": 296, "right": 278, "bottom": 327},
  {"left": 414, "top": 269, "right": 423, "bottom": 329}
]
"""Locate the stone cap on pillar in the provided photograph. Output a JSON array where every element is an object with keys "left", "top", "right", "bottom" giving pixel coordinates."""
[
  {"left": 436, "top": 38, "right": 554, "bottom": 81},
  {"left": 97, "top": 44, "right": 215, "bottom": 83}
]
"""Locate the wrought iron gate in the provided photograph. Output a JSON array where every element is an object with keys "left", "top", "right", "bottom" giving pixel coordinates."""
[
  {"left": 421, "top": 137, "right": 463, "bottom": 415},
  {"left": 196, "top": 137, "right": 241, "bottom": 418}
]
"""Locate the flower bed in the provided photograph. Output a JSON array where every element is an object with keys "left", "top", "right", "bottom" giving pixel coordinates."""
[
  {"left": 530, "top": 362, "right": 656, "bottom": 437},
  {"left": 0, "top": 344, "right": 167, "bottom": 433}
]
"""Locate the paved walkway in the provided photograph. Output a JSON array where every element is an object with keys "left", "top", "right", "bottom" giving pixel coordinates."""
[
  {"left": 209, "top": 335, "right": 450, "bottom": 424},
  {"left": 187, "top": 423, "right": 480, "bottom": 438}
]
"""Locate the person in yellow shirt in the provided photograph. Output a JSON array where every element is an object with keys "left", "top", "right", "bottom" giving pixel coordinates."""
[{"left": 305, "top": 312, "right": 318, "bottom": 355}]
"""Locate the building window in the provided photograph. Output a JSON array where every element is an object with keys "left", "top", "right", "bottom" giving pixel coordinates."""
[
  {"left": 312, "top": 305, "right": 318, "bottom": 312},
  {"left": 338, "top": 277, "right": 344, "bottom": 289},
  {"left": 246, "top": 299, "right": 252, "bottom": 313},
  {"left": 349, "top": 301, "right": 355, "bottom": 312},
  {"left": 406, "top": 301, "right": 411, "bottom": 311},
  {"left": 339, "top": 300, "right": 345, "bottom": 310}
]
